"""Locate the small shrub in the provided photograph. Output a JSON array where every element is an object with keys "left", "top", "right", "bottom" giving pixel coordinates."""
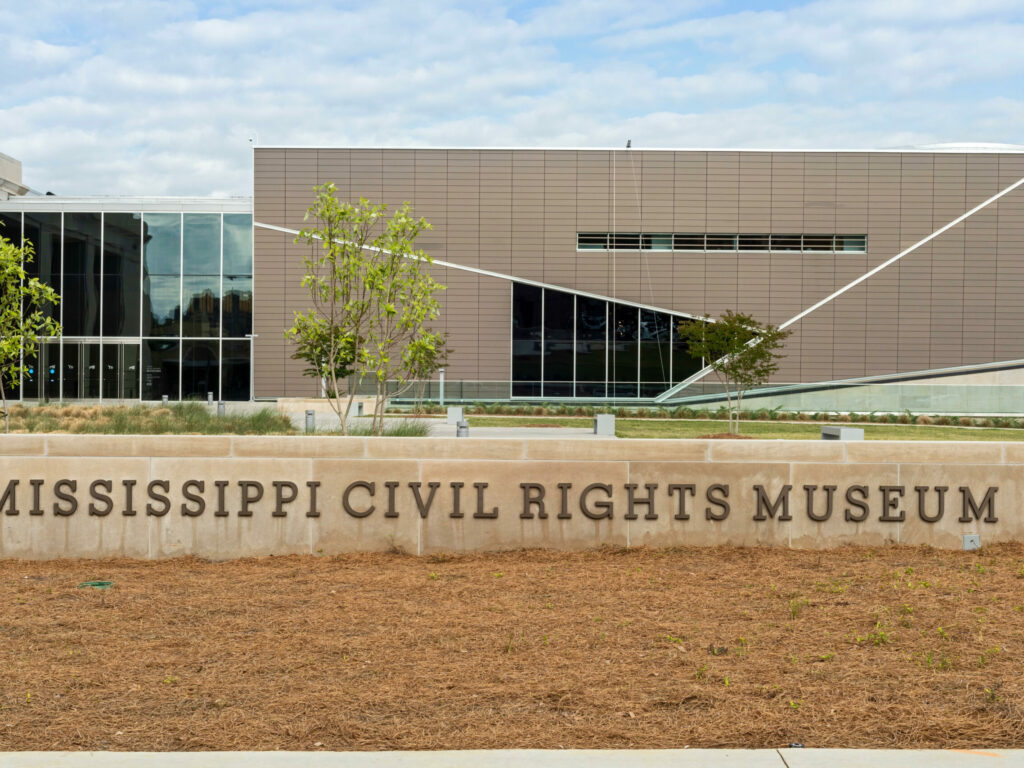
[
  {"left": 916, "top": 414, "right": 933, "bottom": 425},
  {"left": 958, "top": 416, "right": 974, "bottom": 427},
  {"left": 615, "top": 407, "right": 629, "bottom": 418},
  {"left": 837, "top": 413, "right": 852, "bottom": 423},
  {"left": 796, "top": 412, "right": 810, "bottom": 421},
  {"left": 980, "top": 418, "right": 995, "bottom": 428},
  {"left": 532, "top": 405, "right": 546, "bottom": 416},
  {"left": 635, "top": 408, "right": 650, "bottom": 419},
  {"left": 935, "top": 415, "right": 952, "bottom": 426},
  {"left": 898, "top": 413, "right": 911, "bottom": 424},
  {"left": 696, "top": 409, "right": 711, "bottom": 420}
]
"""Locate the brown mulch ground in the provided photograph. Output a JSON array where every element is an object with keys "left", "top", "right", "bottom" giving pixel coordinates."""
[{"left": 2, "top": 546, "right": 1024, "bottom": 751}]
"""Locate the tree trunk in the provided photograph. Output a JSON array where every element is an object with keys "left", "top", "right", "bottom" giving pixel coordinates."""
[
  {"left": 723, "top": 387, "right": 734, "bottom": 435},
  {"left": 374, "top": 379, "right": 386, "bottom": 435},
  {"left": 736, "top": 390, "right": 743, "bottom": 434}
]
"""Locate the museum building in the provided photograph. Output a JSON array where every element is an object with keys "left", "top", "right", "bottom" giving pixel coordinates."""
[{"left": 2, "top": 145, "right": 1024, "bottom": 408}]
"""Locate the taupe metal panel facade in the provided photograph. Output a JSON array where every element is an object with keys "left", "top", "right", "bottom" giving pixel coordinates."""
[{"left": 253, "top": 148, "right": 1024, "bottom": 399}]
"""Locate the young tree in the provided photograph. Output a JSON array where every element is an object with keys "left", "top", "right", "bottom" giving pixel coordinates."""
[
  {"left": 0, "top": 229, "right": 61, "bottom": 433},
  {"left": 287, "top": 184, "right": 446, "bottom": 435},
  {"left": 676, "top": 311, "right": 790, "bottom": 434}
]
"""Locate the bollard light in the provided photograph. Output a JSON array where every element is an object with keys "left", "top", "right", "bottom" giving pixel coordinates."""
[
  {"left": 207, "top": 391, "right": 214, "bottom": 405},
  {"left": 356, "top": 401, "right": 364, "bottom": 417},
  {"left": 456, "top": 419, "right": 469, "bottom": 438},
  {"left": 161, "top": 394, "right": 168, "bottom": 405},
  {"left": 217, "top": 401, "right": 225, "bottom": 417},
  {"left": 305, "top": 409, "right": 315, "bottom": 434}
]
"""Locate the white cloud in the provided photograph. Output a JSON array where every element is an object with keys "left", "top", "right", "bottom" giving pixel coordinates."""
[{"left": 0, "top": 0, "right": 1021, "bottom": 196}]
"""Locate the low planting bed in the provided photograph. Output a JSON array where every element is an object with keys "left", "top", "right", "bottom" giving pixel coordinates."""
[{"left": 2, "top": 545, "right": 1022, "bottom": 750}]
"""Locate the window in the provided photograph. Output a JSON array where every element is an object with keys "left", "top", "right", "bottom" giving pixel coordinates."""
[
  {"left": 770, "top": 234, "right": 802, "bottom": 252},
  {"left": 674, "top": 234, "right": 705, "bottom": 251},
  {"left": 577, "top": 233, "right": 609, "bottom": 250},
  {"left": 738, "top": 234, "right": 770, "bottom": 251},
  {"left": 802, "top": 234, "right": 834, "bottom": 252},
  {"left": 610, "top": 232, "right": 641, "bottom": 250},
  {"left": 3, "top": 207, "right": 253, "bottom": 401},
  {"left": 835, "top": 234, "right": 867, "bottom": 252},
  {"left": 642, "top": 233, "right": 673, "bottom": 251},
  {"left": 705, "top": 234, "right": 738, "bottom": 251},
  {"left": 511, "top": 281, "right": 694, "bottom": 399},
  {"left": 579, "top": 232, "right": 867, "bottom": 253}
]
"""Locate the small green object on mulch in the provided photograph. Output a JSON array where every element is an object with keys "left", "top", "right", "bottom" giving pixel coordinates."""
[{"left": 77, "top": 581, "right": 113, "bottom": 590}]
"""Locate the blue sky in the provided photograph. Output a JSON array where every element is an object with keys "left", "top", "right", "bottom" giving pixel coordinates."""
[{"left": 2, "top": 0, "right": 1022, "bottom": 195}]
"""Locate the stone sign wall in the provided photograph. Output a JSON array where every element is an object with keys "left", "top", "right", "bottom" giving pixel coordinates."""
[{"left": 0, "top": 435, "right": 1019, "bottom": 559}]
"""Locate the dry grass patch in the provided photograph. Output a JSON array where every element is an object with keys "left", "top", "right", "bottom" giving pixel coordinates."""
[{"left": 2, "top": 546, "right": 1024, "bottom": 751}]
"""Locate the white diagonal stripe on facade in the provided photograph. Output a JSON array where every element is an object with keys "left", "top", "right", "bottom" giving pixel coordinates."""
[
  {"left": 253, "top": 220, "right": 704, "bottom": 321},
  {"left": 654, "top": 173, "right": 1024, "bottom": 403}
]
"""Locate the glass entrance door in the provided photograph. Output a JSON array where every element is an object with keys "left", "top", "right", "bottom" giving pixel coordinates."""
[{"left": 102, "top": 343, "right": 140, "bottom": 400}]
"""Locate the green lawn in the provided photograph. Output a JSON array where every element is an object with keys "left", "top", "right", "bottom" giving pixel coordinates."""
[{"left": 466, "top": 415, "right": 1024, "bottom": 441}]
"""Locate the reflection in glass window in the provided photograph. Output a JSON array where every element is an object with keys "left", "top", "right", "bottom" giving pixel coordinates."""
[
  {"left": 512, "top": 339, "right": 542, "bottom": 397},
  {"left": 542, "top": 289, "right": 574, "bottom": 397},
  {"left": 673, "top": 319, "right": 703, "bottom": 382},
  {"left": 142, "top": 213, "right": 181, "bottom": 275},
  {"left": 143, "top": 339, "right": 180, "bottom": 400},
  {"left": 575, "top": 295, "right": 606, "bottom": 397},
  {"left": 62, "top": 343, "right": 80, "bottom": 399},
  {"left": 835, "top": 235, "right": 867, "bottom": 252},
  {"left": 221, "top": 340, "right": 250, "bottom": 400},
  {"left": 43, "top": 342, "right": 60, "bottom": 400},
  {"left": 223, "top": 214, "right": 253, "bottom": 275},
  {"left": 63, "top": 213, "right": 102, "bottom": 336},
  {"left": 223, "top": 276, "right": 252, "bottom": 337},
  {"left": 641, "top": 234, "right": 672, "bottom": 251},
  {"left": 82, "top": 344, "right": 101, "bottom": 398},
  {"left": 144, "top": 275, "right": 181, "bottom": 336},
  {"left": 103, "top": 343, "right": 139, "bottom": 399},
  {"left": 182, "top": 340, "right": 219, "bottom": 400},
  {"left": 510, "top": 281, "right": 695, "bottom": 399},
  {"left": 183, "top": 213, "right": 221, "bottom": 275},
  {"left": 22, "top": 212, "right": 61, "bottom": 322},
  {"left": 183, "top": 275, "right": 220, "bottom": 337},
  {"left": 103, "top": 213, "right": 142, "bottom": 336},
  {"left": 512, "top": 283, "right": 542, "bottom": 339},
  {"left": 611, "top": 304, "right": 638, "bottom": 397},
  {"left": 544, "top": 289, "right": 573, "bottom": 341}
]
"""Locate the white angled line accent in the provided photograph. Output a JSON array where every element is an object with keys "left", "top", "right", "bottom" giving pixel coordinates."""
[
  {"left": 655, "top": 173, "right": 1024, "bottom": 402},
  {"left": 779, "top": 175, "right": 1024, "bottom": 332},
  {"left": 254, "top": 220, "right": 703, "bottom": 320}
]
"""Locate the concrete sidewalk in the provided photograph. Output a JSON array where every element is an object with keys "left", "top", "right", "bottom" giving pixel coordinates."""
[{"left": 7, "top": 749, "right": 1023, "bottom": 767}]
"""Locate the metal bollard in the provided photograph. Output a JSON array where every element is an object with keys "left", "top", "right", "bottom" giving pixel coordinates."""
[
  {"left": 217, "top": 401, "right": 226, "bottom": 417},
  {"left": 207, "top": 391, "right": 214, "bottom": 405},
  {"left": 356, "top": 401, "right": 364, "bottom": 417},
  {"left": 305, "top": 409, "right": 315, "bottom": 434},
  {"left": 456, "top": 420, "right": 469, "bottom": 438},
  {"left": 161, "top": 395, "right": 168, "bottom": 405}
]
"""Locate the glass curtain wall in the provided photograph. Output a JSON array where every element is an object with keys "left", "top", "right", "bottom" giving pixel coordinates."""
[
  {"left": 511, "top": 282, "right": 703, "bottom": 399},
  {"left": 0, "top": 210, "right": 253, "bottom": 401}
]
